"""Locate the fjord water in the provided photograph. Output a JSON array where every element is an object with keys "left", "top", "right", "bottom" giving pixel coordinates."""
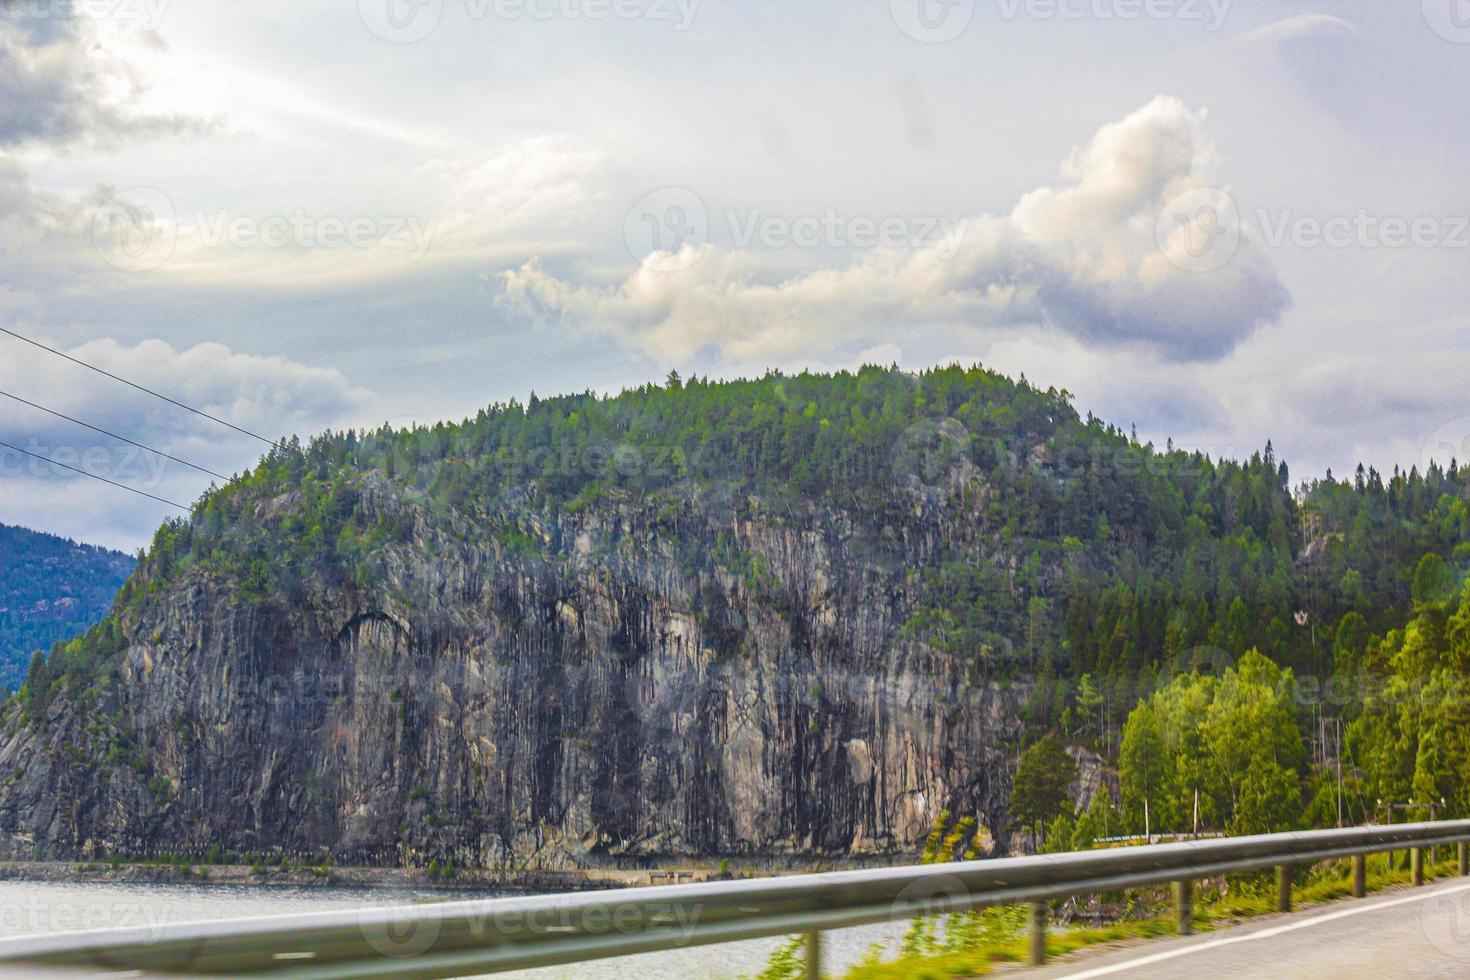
[{"left": 0, "top": 880, "right": 908, "bottom": 978}]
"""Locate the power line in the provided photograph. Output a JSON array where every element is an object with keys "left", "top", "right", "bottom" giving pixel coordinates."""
[
  {"left": 0, "top": 389, "right": 231, "bottom": 481},
  {"left": 0, "top": 439, "right": 191, "bottom": 512},
  {"left": 0, "top": 327, "right": 277, "bottom": 447}
]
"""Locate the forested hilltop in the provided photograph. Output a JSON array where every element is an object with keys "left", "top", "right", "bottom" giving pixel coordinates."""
[
  {"left": 2, "top": 365, "right": 1467, "bottom": 865},
  {"left": 0, "top": 525, "right": 134, "bottom": 692}
]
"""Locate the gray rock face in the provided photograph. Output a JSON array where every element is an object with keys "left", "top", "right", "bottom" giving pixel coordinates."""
[{"left": 0, "top": 477, "right": 1027, "bottom": 867}]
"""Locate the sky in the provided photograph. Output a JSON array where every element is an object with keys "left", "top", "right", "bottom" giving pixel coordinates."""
[{"left": 2, "top": 0, "right": 1470, "bottom": 550}]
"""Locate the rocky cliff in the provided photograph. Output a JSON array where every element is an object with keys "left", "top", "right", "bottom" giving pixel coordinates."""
[
  {"left": 0, "top": 366, "right": 1297, "bottom": 867},
  {"left": 0, "top": 469, "right": 1028, "bottom": 866}
]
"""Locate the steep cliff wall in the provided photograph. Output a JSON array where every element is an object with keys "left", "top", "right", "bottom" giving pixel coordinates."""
[
  {"left": 0, "top": 472, "right": 1027, "bottom": 867},
  {"left": 0, "top": 366, "right": 1304, "bottom": 867}
]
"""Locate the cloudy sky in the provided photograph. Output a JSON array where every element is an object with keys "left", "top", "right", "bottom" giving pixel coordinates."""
[{"left": 2, "top": 0, "right": 1469, "bottom": 549}]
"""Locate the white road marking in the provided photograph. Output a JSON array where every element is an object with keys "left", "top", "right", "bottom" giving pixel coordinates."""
[{"left": 1052, "top": 879, "right": 1470, "bottom": 978}]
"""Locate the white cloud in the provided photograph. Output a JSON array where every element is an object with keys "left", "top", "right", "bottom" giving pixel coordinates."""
[
  {"left": 0, "top": 8, "right": 220, "bottom": 297},
  {"left": 0, "top": 334, "right": 373, "bottom": 452},
  {"left": 1252, "top": 353, "right": 1470, "bottom": 480},
  {"left": 0, "top": 9, "right": 207, "bottom": 148},
  {"left": 0, "top": 156, "right": 86, "bottom": 240},
  {"left": 0, "top": 135, "right": 611, "bottom": 292},
  {"left": 498, "top": 96, "right": 1289, "bottom": 365},
  {"left": 0, "top": 334, "right": 375, "bottom": 548},
  {"left": 420, "top": 136, "right": 609, "bottom": 239},
  {"left": 972, "top": 323, "right": 1470, "bottom": 489},
  {"left": 3, "top": 1, "right": 1468, "bottom": 552}
]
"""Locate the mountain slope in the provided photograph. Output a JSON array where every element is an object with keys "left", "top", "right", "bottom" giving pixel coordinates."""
[
  {"left": 0, "top": 365, "right": 1448, "bottom": 866},
  {"left": 0, "top": 525, "right": 134, "bottom": 691}
]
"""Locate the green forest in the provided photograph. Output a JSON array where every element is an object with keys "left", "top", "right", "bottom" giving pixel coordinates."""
[
  {"left": 0, "top": 524, "right": 134, "bottom": 692},
  {"left": 13, "top": 364, "right": 1470, "bottom": 839}
]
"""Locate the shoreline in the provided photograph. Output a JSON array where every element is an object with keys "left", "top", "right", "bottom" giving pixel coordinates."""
[
  {"left": 0, "top": 858, "right": 889, "bottom": 893},
  {"left": 0, "top": 860, "right": 674, "bottom": 893}
]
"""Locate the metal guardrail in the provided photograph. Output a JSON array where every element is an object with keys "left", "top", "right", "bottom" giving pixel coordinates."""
[{"left": 2, "top": 821, "right": 1468, "bottom": 978}]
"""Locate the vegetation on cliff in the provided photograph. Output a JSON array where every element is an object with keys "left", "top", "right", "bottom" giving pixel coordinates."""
[
  {"left": 13, "top": 364, "right": 1301, "bottom": 722},
  {"left": 8, "top": 364, "right": 1470, "bottom": 859}
]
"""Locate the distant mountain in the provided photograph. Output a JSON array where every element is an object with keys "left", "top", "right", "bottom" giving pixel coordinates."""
[{"left": 0, "top": 524, "right": 135, "bottom": 691}]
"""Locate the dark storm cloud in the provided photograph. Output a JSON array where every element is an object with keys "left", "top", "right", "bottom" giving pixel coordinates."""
[{"left": 0, "top": 2, "right": 205, "bottom": 148}]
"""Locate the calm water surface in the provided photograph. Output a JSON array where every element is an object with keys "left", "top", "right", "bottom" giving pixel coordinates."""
[{"left": 0, "top": 880, "right": 910, "bottom": 978}]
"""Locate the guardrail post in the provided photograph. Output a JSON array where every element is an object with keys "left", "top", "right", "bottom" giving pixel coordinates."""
[
  {"left": 1276, "top": 864, "right": 1292, "bottom": 913},
  {"left": 1029, "top": 901, "right": 1047, "bottom": 966},
  {"left": 1460, "top": 841, "right": 1468, "bottom": 877},
  {"left": 1412, "top": 847, "right": 1425, "bottom": 887},
  {"left": 1172, "top": 879, "right": 1193, "bottom": 935},
  {"left": 805, "top": 931, "right": 821, "bottom": 979},
  {"left": 1352, "top": 854, "right": 1366, "bottom": 898}
]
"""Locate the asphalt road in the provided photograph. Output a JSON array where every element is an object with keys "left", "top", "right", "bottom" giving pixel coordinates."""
[{"left": 1020, "top": 877, "right": 1470, "bottom": 979}]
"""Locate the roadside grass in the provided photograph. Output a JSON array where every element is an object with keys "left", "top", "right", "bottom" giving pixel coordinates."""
[
  {"left": 840, "top": 915, "right": 1175, "bottom": 979},
  {"left": 829, "top": 851, "right": 1467, "bottom": 978}
]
